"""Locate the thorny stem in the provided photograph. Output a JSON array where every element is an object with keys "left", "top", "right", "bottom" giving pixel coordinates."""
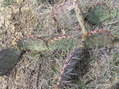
[{"left": 73, "top": 0, "right": 88, "bottom": 36}]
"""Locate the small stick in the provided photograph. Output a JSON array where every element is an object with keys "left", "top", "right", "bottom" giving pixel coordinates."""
[{"left": 73, "top": 0, "right": 88, "bottom": 35}]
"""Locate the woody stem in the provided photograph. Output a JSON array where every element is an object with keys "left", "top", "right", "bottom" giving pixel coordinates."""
[{"left": 73, "top": 0, "right": 88, "bottom": 35}]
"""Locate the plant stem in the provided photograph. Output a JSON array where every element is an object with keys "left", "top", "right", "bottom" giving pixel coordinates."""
[{"left": 73, "top": 0, "right": 88, "bottom": 35}]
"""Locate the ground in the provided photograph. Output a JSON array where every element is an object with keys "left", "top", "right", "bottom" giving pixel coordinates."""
[{"left": 0, "top": 0, "right": 119, "bottom": 89}]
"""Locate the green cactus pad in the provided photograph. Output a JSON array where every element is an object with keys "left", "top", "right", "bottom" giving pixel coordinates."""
[
  {"left": 17, "top": 38, "right": 48, "bottom": 51},
  {"left": 84, "top": 33, "right": 114, "bottom": 49},
  {"left": 53, "top": 1, "right": 78, "bottom": 28},
  {"left": 2, "top": 0, "right": 16, "bottom": 7},
  {"left": 48, "top": 38, "right": 81, "bottom": 52},
  {"left": 110, "top": 8, "right": 119, "bottom": 37},
  {"left": 86, "top": 4, "right": 111, "bottom": 25},
  {"left": 0, "top": 48, "right": 21, "bottom": 75}
]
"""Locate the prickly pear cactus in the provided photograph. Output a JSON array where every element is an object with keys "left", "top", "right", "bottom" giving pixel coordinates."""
[
  {"left": 17, "top": 38, "right": 48, "bottom": 51},
  {"left": 17, "top": 36, "right": 80, "bottom": 52},
  {"left": 83, "top": 30, "right": 114, "bottom": 49},
  {"left": 0, "top": 48, "right": 21, "bottom": 75},
  {"left": 57, "top": 47, "right": 86, "bottom": 89},
  {"left": 56, "top": 30, "right": 116, "bottom": 88},
  {"left": 86, "top": 4, "right": 111, "bottom": 25},
  {"left": 1, "top": 0, "right": 16, "bottom": 7},
  {"left": 48, "top": 38, "right": 81, "bottom": 52},
  {"left": 110, "top": 8, "right": 119, "bottom": 37},
  {"left": 53, "top": 1, "right": 78, "bottom": 28}
]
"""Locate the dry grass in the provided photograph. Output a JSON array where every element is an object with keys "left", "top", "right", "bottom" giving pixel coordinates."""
[{"left": 0, "top": 0, "right": 119, "bottom": 89}]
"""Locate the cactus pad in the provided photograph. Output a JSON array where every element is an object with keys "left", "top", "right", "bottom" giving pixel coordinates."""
[
  {"left": 86, "top": 4, "right": 111, "bottom": 25},
  {"left": 17, "top": 38, "right": 48, "bottom": 51},
  {"left": 48, "top": 38, "right": 81, "bottom": 52},
  {"left": 84, "top": 32, "right": 114, "bottom": 49},
  {"left": 2, "top": 0, "right": 16, "bottom": 7},
  {"left": 53, "top": 1, "right": 78, "bottom": 28},
  {"left": 0, "top": 48, "right": 21, "bottom": 75},
  {"left": 57, "top": 47, "right": 86, "bottom": 88}
]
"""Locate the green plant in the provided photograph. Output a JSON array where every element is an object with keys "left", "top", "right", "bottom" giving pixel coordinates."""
[
  {"left": 0, "top": 48, "right": 21, "bottom": 75},
  {"left": 0, "top": 0, "right": 119, "bottom": 89},
  {"left": 2, "top": 0, "right": 16, "bottom": 7},
  {"left": 86, "top": 4, "right": 111, "bottom": 25}
]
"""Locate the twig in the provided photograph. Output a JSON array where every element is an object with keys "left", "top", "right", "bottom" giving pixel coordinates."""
[{"left": 73, "top": 0, "right": 88, "bottom": 35}]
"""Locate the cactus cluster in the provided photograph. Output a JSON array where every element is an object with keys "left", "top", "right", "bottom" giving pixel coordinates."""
[{"left": 16, "top": 28, "right": 117, "bottom": 89}]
